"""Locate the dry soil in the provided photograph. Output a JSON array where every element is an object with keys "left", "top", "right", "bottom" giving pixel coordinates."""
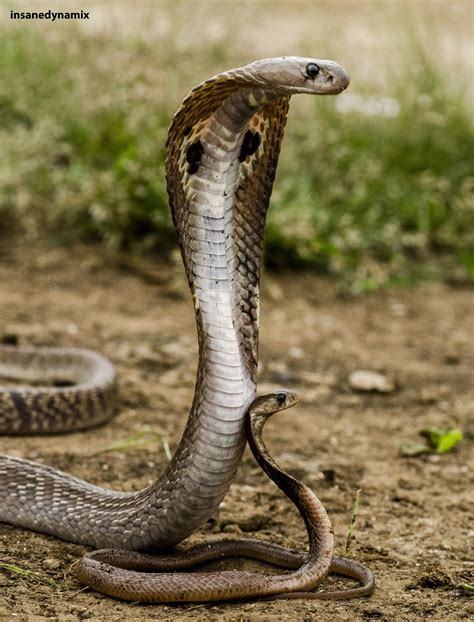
[{"left": 0, "top": 244, "right": 472, "bottom": 621}]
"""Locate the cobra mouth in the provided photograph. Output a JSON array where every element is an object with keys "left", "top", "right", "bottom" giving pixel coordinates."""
[
  {"left": 317, "top": 66, "right": 350, "bottom": 95},
  {"left": 328, "top": 78, "right": 350, "bottom": 95},
  {"left": 331, "top": 71, "right": 350, "bottom": 93},
  {"left": 336, "top": 82, "right": 350, "bottom": 93}
]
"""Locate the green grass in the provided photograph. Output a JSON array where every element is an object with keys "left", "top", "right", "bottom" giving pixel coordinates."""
[
  {"left": 345, "top": 488, "right": 362, "bottom": 553},
  {"left": 400, "top": 426, "right": 464, "bottom": 457},
  {"left": 0, "top": 561, "right": 62, "bottom": 589},
  {"left": 0, "top": 25, "right": 473, "bottom": 292},
  {"left": 102, "top": 430, "right": 172, "bottom": 461}
]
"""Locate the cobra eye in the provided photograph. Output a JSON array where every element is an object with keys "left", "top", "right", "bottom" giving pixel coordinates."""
[
  {"left": 305, "top": 63, "right": 320, "bottom": 78},
  {"left": 276, "top": 393, "right": 286, "bottom": 405}
]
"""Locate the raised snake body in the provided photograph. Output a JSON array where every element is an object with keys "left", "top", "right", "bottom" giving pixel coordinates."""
[{"left": 0, "top": 57, "right": 374, "bottom": 601}]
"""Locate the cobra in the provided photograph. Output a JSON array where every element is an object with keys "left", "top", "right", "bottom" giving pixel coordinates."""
[{"left": 0, "top": 57, "right": 372, "bottom": 600}]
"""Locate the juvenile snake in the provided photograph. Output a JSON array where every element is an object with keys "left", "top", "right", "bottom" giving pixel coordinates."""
[{"left": 0, "top": 57, "right": 373, "bottom": 601}]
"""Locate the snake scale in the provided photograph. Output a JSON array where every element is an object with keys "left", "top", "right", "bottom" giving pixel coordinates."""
[{"left": 0, "top": 57, "right": 374, "bottom": 602}]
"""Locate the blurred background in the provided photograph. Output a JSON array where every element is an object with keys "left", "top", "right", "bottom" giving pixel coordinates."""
[{"left": 0, "top": 0, "right": 473, "bottom": 293}]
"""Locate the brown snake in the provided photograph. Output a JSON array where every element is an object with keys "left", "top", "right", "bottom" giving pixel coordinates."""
[{"left": 0, "top": 57, "right": 374, "bottom": 601}]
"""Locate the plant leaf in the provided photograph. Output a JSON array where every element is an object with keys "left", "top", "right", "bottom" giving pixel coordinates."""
[
  {"left": 399, "top": 441, "right": 431, "bottom": 457},
  {"left": 420, "top": 426, "right": 463, "bottom": 454}
]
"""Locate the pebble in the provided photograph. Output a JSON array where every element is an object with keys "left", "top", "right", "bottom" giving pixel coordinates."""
[
  {"left": 349, "top": 370, "right": 395, "bottom": 393},
  {"left": 222, "top": 524, "right": 242, "bottom": 534},
  {"left": 390, "top": 301, "right": 407, "bottom": 317},
  {"left": 160, "top": 338, "right": 192, "bottom": 359},
  {"left": 288, "top": 346, "right": 304, "bottom": 360},
  {"left": 299, "top": 371, "right": 336, "bottom": 386},
  {"left": 395, "top": 546, "right": 411, "bottom": 556},
  {"left": 43, "top": 558, "right": 61, "bottom": 571},
  {"left": 264, "top": 279, "right": 284, "bottom": 302},
  {"left": 160, "top": 368, "right": 183, "bottom": 386}
]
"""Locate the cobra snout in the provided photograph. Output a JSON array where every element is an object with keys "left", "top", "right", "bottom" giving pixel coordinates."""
[{"left": 326, "top": 64, "right": 350, "bottom": 93}]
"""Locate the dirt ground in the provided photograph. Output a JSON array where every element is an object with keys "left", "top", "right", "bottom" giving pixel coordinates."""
[{"left": 0, "top": 243, "right": 472, "bottom": 621}]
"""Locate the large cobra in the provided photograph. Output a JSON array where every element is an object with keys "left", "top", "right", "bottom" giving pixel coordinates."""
[{"left": 0, "top": 57, "right": 372, "bottom": 600}]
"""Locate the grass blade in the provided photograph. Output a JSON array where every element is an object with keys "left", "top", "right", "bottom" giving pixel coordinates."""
[
  {"left": 0, "top": 561, "right": 62, "bottom": 590},
  {"left": 345, "top": 488, "right": 362, "bottom": 553},
  {"left": 102, "top": 430, "right": 172, "bottom": 461},
  {"left": 457, "top": 583, "right": 474, "bottom": 592}
]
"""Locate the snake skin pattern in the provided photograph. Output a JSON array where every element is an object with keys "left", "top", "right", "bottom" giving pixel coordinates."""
[
  {"left": 0, "top": 346, "right": 117, "bottom": 434},
  {"left": 74, "top": 391, "right": 374, "bottom": 602},
  {"left": 0, "top": 57, "right": 350, "bottom": 553}
]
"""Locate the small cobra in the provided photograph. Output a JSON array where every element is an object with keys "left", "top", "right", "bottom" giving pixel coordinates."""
[{"left": 75, "top": 390, "right": 374, "bottom": 602}]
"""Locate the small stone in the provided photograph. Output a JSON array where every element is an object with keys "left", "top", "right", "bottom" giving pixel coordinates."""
[
  {"left": 222, "top": 524, "right": 242, "bottom": 534},
  {"left": 264, "top": 279, "right": 284, "bottom": 302},
  {"left": 159, "top": 340, "right": 189, "bottom": 359},
  {"left": 395, "top": 546, "right": 411, "bottom": 556},
  {"left": 43, "top": 558, "right": 61, "bottom": 571},
  {"left": 349, "top": 370, "right": 395, "bottom": 393},
  {"left": 160, "top": 369, "right": 182, "bottom": 386},
  {"left": 288, "top": 346, "right": 304, "bottom": 360},
  {"left": 134, "top": 344, "right": 162, "bottom": 363},
  {"left": 390, "top": 302, "right": 407, "bottom": 317},
  {"left": 399, "top": 441, "right": 430, "bottom": 457},
  {"left": 299, "top": 371, "right": 336, "bottom": 386}
]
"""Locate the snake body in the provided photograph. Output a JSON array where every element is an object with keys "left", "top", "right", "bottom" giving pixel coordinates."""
[
  {"left": 75, "top": 391, "right": 374, "bottom": 601},
  {"left": 0, "top": 57, "right": 373, "bottom": 601},
  {"left": 0, "top": 345, "right": 117, "bottom": 434}
]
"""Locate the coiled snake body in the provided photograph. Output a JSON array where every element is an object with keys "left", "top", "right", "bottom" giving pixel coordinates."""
[{"left": 0, "top": 57, "right": 374, "bottom": 601}]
